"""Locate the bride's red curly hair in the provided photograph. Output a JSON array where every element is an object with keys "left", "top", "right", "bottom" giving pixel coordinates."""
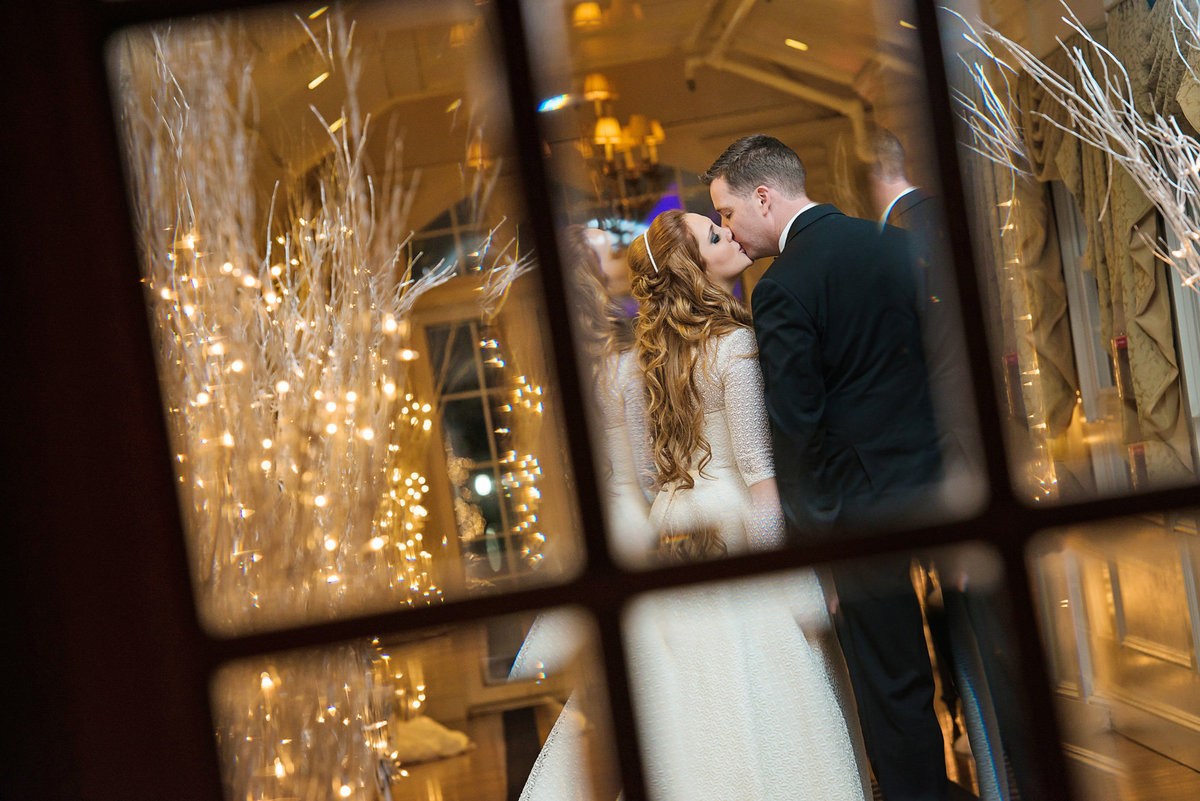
[{"left": 628, "top": 209, "right": 753, "bottom": 560}]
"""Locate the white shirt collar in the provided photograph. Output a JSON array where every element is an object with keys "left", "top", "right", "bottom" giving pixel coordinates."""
[
  {"left": 778, "top": 200, "right": 819, "bottom": 253},
  {"left": 879, "top": 186, "right": 919, "bottom": 225}
]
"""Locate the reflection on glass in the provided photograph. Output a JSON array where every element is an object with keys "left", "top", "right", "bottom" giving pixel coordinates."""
[
  {"left": 941, "top": 0, "right": 1200, "bottom": 503},
  {"left": 441, "top": 397, "right": 493, "bottom": 462},
  {"left": 534, "top": 0, "right": 985, "bottom": 567},
  {"left": 212, "top": 611, "right": 615, "bottom": 801},
  {"left": 108, "top": 1, "right": 581, "bottom": 634},
  {"left": 1030, "top": 511, "right": 1200, "bottom": 800},
  {"left": 622, "top": 546, "right": 1038, "bottom": 801}
]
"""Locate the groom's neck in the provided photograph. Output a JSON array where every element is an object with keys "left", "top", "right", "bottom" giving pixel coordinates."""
[{"left": 771, "top": 192, "right": 814, "bottom": 237}]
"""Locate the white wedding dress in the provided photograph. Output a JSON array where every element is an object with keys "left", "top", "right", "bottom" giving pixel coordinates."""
[
  {"left": 623, "top": 328, "right": 868, "bottom": 801},
  {"left": 514, "top": 330, "right": 867, "bottom": 801},
  {"left": 510, "top": 349, "right": 653, "bottom": 801}
]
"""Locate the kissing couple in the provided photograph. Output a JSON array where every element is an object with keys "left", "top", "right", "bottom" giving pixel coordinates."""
[{"left": 517, "top": 133, "right": 950, "bottom": 801}]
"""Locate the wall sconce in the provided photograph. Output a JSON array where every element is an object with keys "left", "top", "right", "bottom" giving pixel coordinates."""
[{"left": 467, "top": 139, "right": 493, "bottom": 170}]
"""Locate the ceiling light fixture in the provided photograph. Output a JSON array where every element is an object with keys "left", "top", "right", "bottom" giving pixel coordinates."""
[{"left": 572, "top": 2, "right": 603, "bottom": 28}]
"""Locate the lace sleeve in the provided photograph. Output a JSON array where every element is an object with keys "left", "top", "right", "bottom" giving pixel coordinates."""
[
  {"left": 618, "top": 350, "right": 656, "bottom": 498},
  {"left": 721, "top": 328, "right": 775, "bottom": 486}
]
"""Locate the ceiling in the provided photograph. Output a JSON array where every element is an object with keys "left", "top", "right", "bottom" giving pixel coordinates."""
[{"left": 124, "top": 0, "right": 1094, "bottom": 230}]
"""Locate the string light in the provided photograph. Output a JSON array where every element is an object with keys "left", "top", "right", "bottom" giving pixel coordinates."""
[{"left": 116, "top": 7, "right": 545, "bottom": 798}]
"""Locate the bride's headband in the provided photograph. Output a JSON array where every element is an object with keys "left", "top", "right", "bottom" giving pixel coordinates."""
[{"left": 642, "top": 230, "right": 659, "bottom": 273}]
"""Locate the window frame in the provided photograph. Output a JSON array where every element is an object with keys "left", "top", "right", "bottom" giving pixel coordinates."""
[{"left": 15, "top": 2, "right": 1200, "bottom": 801}]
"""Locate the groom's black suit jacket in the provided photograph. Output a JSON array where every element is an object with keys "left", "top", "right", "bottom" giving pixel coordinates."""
[{"left": 751, "top": 204, "right": 941, "bottom": 536}]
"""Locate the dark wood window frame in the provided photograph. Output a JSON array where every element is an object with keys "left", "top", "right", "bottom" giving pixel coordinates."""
[{"left": 11, "top": 2, "right": 1200, "bottom": 801}]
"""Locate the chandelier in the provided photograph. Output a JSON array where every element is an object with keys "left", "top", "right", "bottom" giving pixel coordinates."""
[{"left": 575, "top": 73, "right": 668, "bottom": 215}]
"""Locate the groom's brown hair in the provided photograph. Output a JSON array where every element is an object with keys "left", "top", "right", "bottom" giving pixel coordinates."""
[{"left": 700, "top": 134, "right": 806, "bottom": 197}]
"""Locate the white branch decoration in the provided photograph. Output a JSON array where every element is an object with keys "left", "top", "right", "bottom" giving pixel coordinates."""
[{"left": 949, "top": 0, "right": 1200, "bottom": 289}]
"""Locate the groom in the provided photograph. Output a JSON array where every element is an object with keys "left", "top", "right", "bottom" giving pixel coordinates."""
[{"left": 703, "top": 134, "right": 949, "bottom": 801}]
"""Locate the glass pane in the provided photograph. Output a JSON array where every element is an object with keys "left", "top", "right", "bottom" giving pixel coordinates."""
[
  {"left": 428, "top": 321, "right": 482, "bottom": 396},
  {"left": 211, "top": 609, "right": 616, "bottom": 801},
  {"left": 623, "top": 545, "right": 1047, "bottom": 801},
  {"left": 441, "top": 396, "right": 493, "bottom": 464},
  {"left": 411, "top": 231, "right": 459, "bottom": 280},
  {"left": 108, "top": 0, "right": 585, "bottom": 635},
  {"left": 939, "top": 0, "right": 1200, "bottom": 503},
  {"left": 528, "top": 0, "right": 988, "bottom": 569},
  {"left": 1030, "top": 511, "right": 1200, "bottom": 800}
]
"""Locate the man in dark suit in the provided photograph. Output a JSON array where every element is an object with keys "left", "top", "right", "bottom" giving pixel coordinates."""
[
  {"left": 704, "top": 134, "right": 949, "bottom": 801},
  {"left": 868, "top": 128, "right": 981, "bottom": 493}
]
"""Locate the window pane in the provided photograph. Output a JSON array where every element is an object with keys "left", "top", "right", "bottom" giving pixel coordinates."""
[
  {"left": 939, "top": 0, "right": 1200, "bottom": 503},
  {"left": 1030, "top": 511, "right": 1200, "bottom": 799},
  {"left": 528, "top": 0, "right": 988, "bottom": 570},
  {"left": 108, "top": 0, "right": 585, "bottom": 635},
  {"left": 623, "top": 545, "right": 1046, "bottom": 801},
  {"left": 210, "top": 609, "right": 616, "bottom": 801},
  {"left": 441, "top": 396, "right": 493, "bottom": 464},
  {"left": 429, "top": 322, "right": 481, "bottom": 396}
]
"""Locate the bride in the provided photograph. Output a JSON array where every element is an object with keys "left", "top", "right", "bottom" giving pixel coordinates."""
[
  {"left": 620, "top": 208, "right": 868, "bottom": 801},
  {"left": 510, "top": 224, "right": 651, "bottom": 801}
]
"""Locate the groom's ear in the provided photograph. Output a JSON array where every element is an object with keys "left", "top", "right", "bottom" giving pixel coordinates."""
[{"left": 754, "top": 185, "right": 770, "bottom": 214}]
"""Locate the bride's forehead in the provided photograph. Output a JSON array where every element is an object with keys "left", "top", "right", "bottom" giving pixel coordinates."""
[{"left": 683, "top": 212, "right": 710, "bottom": 230}]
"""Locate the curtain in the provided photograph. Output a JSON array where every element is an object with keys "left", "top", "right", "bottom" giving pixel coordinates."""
[{"left": 1016, "top": 5, "right": 1195, "bottom": 482}]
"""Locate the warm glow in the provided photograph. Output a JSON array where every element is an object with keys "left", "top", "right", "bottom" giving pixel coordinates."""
[
  {"left": 260, "top": 672, "right": 274, "bottom": 691},
  {"left": 900, "top": 19, "right": 917, "bottom": 29},
  {"left": 314, "top": 494, "right": 328, "bottom": 508},
  {"left": 324, "top": 538, "right": 338, "bottom": 552},
  {"left": 572, "top": 1, "right": 603, "bottom": 27},
  {"left": 593, "top": 116, "right": 622, "bottom": 144},
  {"left": 275, "top": 380, "right": 290, "bottom": 394},
  {"left": 369, "top": 536, "right": 386, "bottom": 551},
  {"left": 230, "top": 359, "right": 245, "bottom": 372},
  {"left": 359, "top": 427, "right": 374, "bottom": 440},
  {"left": 328, "top": 117, "right": 345, "bottom": 133},
  {"left": 326, "top": 423, "right": 339, "bottom": 434},
  {"left": 784, "top": 38, "right": 809, "bottom": 51},
  {"left": 308, "top": 71, "right": 330, "bottom": 90},
  {"left": 338, "top": 785, "right": 352, "bottom": 799}
]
